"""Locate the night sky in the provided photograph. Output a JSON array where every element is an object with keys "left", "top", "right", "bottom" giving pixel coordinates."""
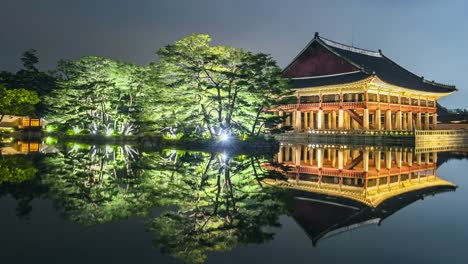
[{"left": 1, "top": 0, "right": 467, "bottom": 108}]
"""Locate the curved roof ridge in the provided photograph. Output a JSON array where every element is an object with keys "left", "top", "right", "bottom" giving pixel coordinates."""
[
  {"left": 422, "top": 79, "right": 457, "bottom": 90},
  {"left": 290, "top": 71, "right": 362, "bottom": 80},
  {"left": 379, "top": 52, "right": 457, "bottom": 91},
  {"left": 319, "top": 36, "right": 382, "bottom": 57}
]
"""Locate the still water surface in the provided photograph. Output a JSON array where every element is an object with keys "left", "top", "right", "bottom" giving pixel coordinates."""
[{"left": 1, "top": 141, "right": 467, "bottom": 264}]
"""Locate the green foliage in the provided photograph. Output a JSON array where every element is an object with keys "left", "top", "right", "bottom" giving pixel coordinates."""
[
  {"left": 0, "top": 156, "right": 38, "bottom": 186},
  {"left": 45, "top": 57, "right": 153, "bottom": 135},
  {"left": 0, "top": 50, "right": 56, "bottom": 116},
  {"left": 157, "top": 33, "right": 291, "bottom": 138},
  {"left": 0, "top": 84, "right": 40, "bottom": 121}
]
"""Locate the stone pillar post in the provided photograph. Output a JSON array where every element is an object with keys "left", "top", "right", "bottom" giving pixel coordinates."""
[
  {"left": 317, "top": 148, "right": 323, "bottom": 169},
  {"left": 338, "top": 109, "right": 344, "bottom": 129},
  {"left": 417, "top": 112, "right": 422, "bottom": 130},
  {"left": 408, "top": 112, "right": 413, "bottom": 130},
  {"left": 309, "top": 148, "right": 314, "bottom": 165},
  {"left": 375, "top": 109, "right": 381, "bottom": 130},
  {"left": 363, "top": 108, "right": 369, "bottom": 130},
  {"left": 295, "top": 146, "right": 301, "bottom": 166},
  {"left": 303, "top": 145, "right": 308, "bottom": 163},
  {"left": 278, "top": 147, "right": 283, "bottom": 163},
  {"left": 396, "top": 111, "right": 402, "bottom": 130},
  {"left": 407, "top": 152, "right": 413, "bottom": 166},
  {"left": 424, "top": 113, "right": 430, "bottom": 130},
  {"left": 317, "top": 109, "right": 323, "bottom": 129},
  {"left": 332, "top": 110, "right": 337, "bottom": 129},
  {"left": 375, "top": 151, "right": 381, "bottom": 171},
  {"left": 385, "top": 151, "right": 392, "bottom": 170},
  {"left": 363, "top": 150, "right": 369, "bottom": 172},
  {"left": 304, "top": 112, "right": 308, "bottom": 130},
  {"left": 338, "top": 149, "right": 344, "bottom": 171},
  {"left": 402, "top": 112, "right": 407, "bottom": 130},
  {"left": 295, "top": 110, "right": 301, "bottom": 131},
  {"left": 385, "top": 110, "right": 392, "bottom": 130},
  {"left": 278, "top": 111, "right": 284, "bottom": 128}
]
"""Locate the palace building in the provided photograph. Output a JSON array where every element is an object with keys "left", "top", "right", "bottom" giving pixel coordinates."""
[{"left": 274, "top": 33, "right": 457, "bottom": 131}]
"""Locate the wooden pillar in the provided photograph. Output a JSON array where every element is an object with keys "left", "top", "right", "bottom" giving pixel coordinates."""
[
  {"left": 375, "top": 109, "right": 381, "bottom": 130},
  {"left": 317, "top": 109, "right": 323, "bottom": 129},
  {"left": 363, "top": 108, "right": 369, "bottom": 130},
  {"left": 309, "top": 111, "right": 315, "bottom": 129},
  {"left": 433, "top": 113, "right": 438, "bottom": 130},
  {"left": 327, "top": 112, "right": 332, "bottom": 129}
]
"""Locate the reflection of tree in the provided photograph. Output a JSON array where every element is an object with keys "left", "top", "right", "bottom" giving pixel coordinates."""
[
  {"left": 0, "top": 155, "right": 38, "bottom": 185},
  {"left": 0, "top": 155, "right": 42, "bottom": 218},
  {"left": 41, "top": 144, "right": 146, "bottom": 224},
  {"left": 40, "top": 145, "right": 286, "bottom": 263},
  {"left": 144, "top": 153, "right": 287, "bottom": 264}
]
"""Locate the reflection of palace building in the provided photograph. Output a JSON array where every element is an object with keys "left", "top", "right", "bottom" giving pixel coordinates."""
[
  {"left": 264, "top": 144, "right": 457, "bottom": 245},
  {"left": 0, "top": 141, "right": 44, "bottom": 155},
  {"left": 266, "top": 144, "right": 456, "bottom": 207},
  {"left": 273, "top": 33, "right": 456, "bottom": 131}
]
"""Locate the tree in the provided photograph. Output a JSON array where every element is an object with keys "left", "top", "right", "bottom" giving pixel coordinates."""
[
  {"left": 0, "top": 84, "right": 41, "bottom": 122},
  {"left": 157, "top": 34, "right": 290, "bottom": 139},
  {"left": 21, "top": 49, "right": 39, "bottom": 72},
  {"left": 0, "top": 50, "right": 56, "bottom": 116},
  {"left": 46, "top": 57, "right": 150, "bottom": 135}
]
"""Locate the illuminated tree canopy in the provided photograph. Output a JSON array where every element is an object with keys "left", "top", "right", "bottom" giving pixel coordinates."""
[
  {"left": 0, "top": 84, "right": 40, "bottom": 122},
  {"left": 45, "top": 57, "right": 153, "bottom": 135},
  {"left": 157, "top": 33, "right": 291, "bottom": 138}
]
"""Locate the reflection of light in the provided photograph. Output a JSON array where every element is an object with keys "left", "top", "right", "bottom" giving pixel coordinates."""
[
  {"left": 106, "top": 128, "right": 113, "bottom": 136},
  {"left": 221, "top": 152, "right": 228, "bottom": 164},
  {"left": 105, "top": 145, "right": 113, "bottom": 154},
  {"left": 220, "top": 132, "right": 229, "bottom": 142},
  {"left": 73, "top": 126, "right": 81, "bottom": 134}
]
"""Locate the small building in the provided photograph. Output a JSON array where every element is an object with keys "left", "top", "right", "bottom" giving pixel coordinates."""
[{"left": 274, "top": 33, "right": 457, "bottom": 131}]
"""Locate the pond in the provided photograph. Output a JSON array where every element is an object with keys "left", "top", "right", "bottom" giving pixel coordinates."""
[{"left": 1, "top": 140, "right": 467, "bottom": 264}]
